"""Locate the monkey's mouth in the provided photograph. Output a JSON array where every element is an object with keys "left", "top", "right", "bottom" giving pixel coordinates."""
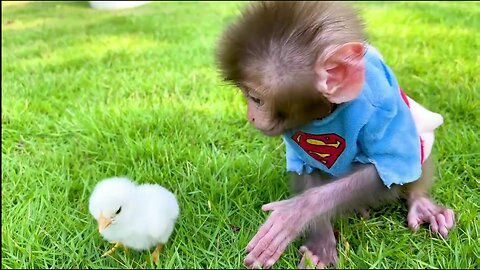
[
  {"left": 259, "top": 126, "right": 284, "bottom": 137},
  {"left": 252, "top": 118, "right": 286, "bottom": 136},
  {"left": 258, "top": 119, "right": 311, "bottom": 137},
  {"left": 257, "top": 119, "right": 303, "bottom": 137}
]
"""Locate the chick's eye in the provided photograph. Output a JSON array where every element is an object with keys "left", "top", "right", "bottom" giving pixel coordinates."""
[{"left": 115, "top": 207, "right": 122, "bottom": 215}]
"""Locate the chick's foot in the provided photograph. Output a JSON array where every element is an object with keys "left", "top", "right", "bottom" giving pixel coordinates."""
[
  {"left": 101, "top": 242, "right": 125, "bottom": 257},
  {"left": 151, "top": 244, "right": 164, "bottom": 265}
]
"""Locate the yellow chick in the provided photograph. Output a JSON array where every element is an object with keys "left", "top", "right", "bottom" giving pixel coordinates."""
[{"left": 89, "top": 177, "right": 180, "bottom": 264}]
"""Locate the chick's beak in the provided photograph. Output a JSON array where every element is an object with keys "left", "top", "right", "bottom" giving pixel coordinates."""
[{"left": 98, "top": 212, "right": 112, "bottom": 232}]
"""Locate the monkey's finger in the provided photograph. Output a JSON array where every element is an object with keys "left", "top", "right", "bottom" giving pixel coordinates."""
[
  {"left": 244, "top": 259, "right": 262, "bottom": 270},
  {"left": 258, "top": 236, "right": 286, "bottom": 268},
  {"left": 245, "top": 227, "right": 278, "bottom": 266},
  {"left": 407, "top": 214, "right": 420, "bottom": 231},
  {"left": 408, "top": 220, "right": 419, "bottom": 231},
  {"left": 444, "top": 209, "right": 455, "bottom": 229},
  {"left": 246, "top": 219, "right": 275, "bottom": 252},
  {"left": 262, "top": 200, "right": 288, "bottom": 211},
  {"left": 435, "top": 214, "right": 449, "bottom": 239},
  {"left": 243, "top": 254, "right": 258, "bottom": 269},
  {"left": 257, "top": 224, "right": 286, "bottom": 258},
  {"left": 245, "top": 250, "right": 270, "bottom": 269},
  {"left": 252, "top": 224, "right": 286, "bottom": 264},
  {"left": 265, "top": 235, "right": 292, "bottom": 268},
  {"left": 429, "top": 214, "right": 439, "bottom": 235}
]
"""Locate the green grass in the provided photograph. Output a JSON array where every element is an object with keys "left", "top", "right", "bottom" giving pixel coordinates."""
[{"left": 2, "top": 1, "right": 479, "bottom": 269}]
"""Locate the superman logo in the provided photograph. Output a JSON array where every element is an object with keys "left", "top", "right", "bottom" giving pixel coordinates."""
[{"left": 291, "top": 132, "right": 346, "bottom": 169}]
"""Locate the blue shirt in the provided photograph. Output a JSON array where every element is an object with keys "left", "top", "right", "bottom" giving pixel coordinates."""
[{"left": 283, "top": 47, "right": 422, "bottom": 188}]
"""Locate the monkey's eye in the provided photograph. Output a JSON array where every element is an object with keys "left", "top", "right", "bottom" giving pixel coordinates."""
[
  {"left": 250, "top": 96, "right": 261, "bottom": 104},
  {"left": 115, "top": 207, "right": 122, "bottom": 215},
  {"left": 247, "top": 93, "right": 263, "bottom": 105}
]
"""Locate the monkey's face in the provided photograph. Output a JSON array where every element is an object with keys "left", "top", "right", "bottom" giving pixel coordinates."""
[{"left": 240, "top": 80, "right": 333, "bottom": 137}]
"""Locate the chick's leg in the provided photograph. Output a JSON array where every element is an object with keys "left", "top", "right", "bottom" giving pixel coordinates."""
[
  {"left": 151, "top": 244, "right": 164, "bottom": 265},
  {"left": 102, "top": 242, "right": 127, "bottom": 257}
]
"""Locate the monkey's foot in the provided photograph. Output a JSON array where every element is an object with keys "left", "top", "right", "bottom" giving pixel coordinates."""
[
  {"left": 151, "top": 244, "right": 164, "bottom": 265},
  {"left": 101, "top": 242, "right": 126, "bottom": 257},
  {"left": 358, "top": 207, "right": 370, "bottom": 219},
  {"left": 407, "top": 196, "right": 455, "bottom": 239},
  {"left": 298, "top": 237, "right": 338, "bottom": 269}
]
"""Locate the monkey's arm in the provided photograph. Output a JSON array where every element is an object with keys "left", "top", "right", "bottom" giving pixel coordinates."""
[
  {"left": 244, "top": 164, "right": 397, "bottom": 269},
  {"left": 301, "top": 164, "right": 399, "bottom": 214}
]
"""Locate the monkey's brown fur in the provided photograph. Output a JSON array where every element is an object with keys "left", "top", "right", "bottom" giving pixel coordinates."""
[{"left": 217, "top": 1, "right": 365, "bottom": 85}]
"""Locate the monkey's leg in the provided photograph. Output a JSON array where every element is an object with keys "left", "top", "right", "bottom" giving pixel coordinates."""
[
  {"left": 298, "top": 219, "right": 338, "bottom": 269},
  {"left": 291, "top": 172, "right": 338, "bottom": 269},
  {"left": 358, "top": 208, "right": 370, "bottom": 219},
  {"left": 151, "top": 244, "right": 164, "bottom": 265},
  {"left": 403, "top": 158, "right": 455, "bottom": 238},
  {"left": 290, "top": 169, "right": 376, "bottom": 269}
]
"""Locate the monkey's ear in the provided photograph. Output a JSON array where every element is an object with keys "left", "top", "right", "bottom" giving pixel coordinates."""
[{"left": 314, "top": 42, "right": 365, "bottom": 104}]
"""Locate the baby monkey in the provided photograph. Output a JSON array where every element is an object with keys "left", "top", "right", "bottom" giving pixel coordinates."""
[{"left": 216, "top": 1, "right": 455, "bottom": 269}]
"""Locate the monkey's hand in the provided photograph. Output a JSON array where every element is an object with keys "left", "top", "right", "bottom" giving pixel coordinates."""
[
  {"left": 407, "top": 196, "right": 455, "bottom": 239},
  {"left": 244, "top": 196, "right": 311, "bottom": 269}
]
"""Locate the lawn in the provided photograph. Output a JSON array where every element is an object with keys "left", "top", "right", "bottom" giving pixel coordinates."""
[{"left": 1, "top": 1, "right": 479, "bottom": 269}]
